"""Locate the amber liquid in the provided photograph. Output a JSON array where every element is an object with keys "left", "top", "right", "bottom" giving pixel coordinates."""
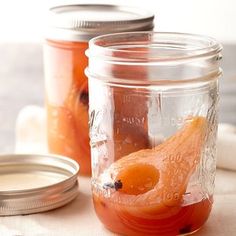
[
  {"left": 45, "top": 41, "right": 150, "bottom": 175},
  {"left": 45, "top": 40, "right": 91, "bottom": 175},
  {"left": 93, "top": 192, "right": 212, "bottom": 236}
]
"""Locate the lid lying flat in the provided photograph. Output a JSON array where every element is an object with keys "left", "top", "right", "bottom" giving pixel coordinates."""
[
  {"left": 47, "top": 4, "right": 154, "bottom": 41},
  {"left": 0, "top": 154, "right": 79, "bottom": 216}
]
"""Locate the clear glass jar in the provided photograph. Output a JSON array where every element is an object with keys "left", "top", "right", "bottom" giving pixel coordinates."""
[
  {"left": 44, "top": 5, "right": 154, "bottom": 175},
  {"left": 86, "top": 32, "right": 222, "bottom": 235}
]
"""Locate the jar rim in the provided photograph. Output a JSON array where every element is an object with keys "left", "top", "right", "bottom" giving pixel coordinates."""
[{"left": 87, "top": 31, "right": 222, "bottom": 64}]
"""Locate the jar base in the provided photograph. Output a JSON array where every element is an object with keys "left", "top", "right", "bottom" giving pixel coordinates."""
[
  {"left": 103, "top": 225, "right": 203, "bottom": 236},
  {"left": 93, "top": 186, "right": 212, "bottom": 236}
]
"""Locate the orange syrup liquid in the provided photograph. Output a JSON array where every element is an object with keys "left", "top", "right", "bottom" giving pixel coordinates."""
[{"left": 93, "top": 192, "right": 212, "bottom": 236}]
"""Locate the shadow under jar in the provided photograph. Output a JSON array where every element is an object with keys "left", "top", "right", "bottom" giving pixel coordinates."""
[
  {"left": 43, "top": 4, "right": 154, "bottom": 175},
  {"left": 86, "top": 32, "right": 222, "bottom": 235}
]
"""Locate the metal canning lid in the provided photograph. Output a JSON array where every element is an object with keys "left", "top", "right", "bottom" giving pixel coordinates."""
[
  {"left": 0, "top": 154, "right": 79, "bottom": 216},
  {"left": 47, "top": 4, "right": 155, "bottom": 42}
]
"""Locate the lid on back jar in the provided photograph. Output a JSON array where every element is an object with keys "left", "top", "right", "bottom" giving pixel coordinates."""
[{"left": 46, "top": 4, "right": 155, "bottom": 42}]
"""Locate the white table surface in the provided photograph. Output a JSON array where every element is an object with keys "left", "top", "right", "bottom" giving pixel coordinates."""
[{"left": 0, "top": 169, "right": 235, "bottom": 236}]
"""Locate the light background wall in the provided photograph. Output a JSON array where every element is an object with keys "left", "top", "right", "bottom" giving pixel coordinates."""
[{"left": 0, "top": 0, "right": 235, "bottom": 43}]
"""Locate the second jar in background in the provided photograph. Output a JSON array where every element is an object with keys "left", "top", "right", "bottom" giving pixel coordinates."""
[{"left": 44, "top": 4, "right": 154, "bottom": 175}]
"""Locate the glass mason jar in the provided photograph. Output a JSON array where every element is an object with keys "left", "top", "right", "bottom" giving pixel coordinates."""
[
  {"left": 86, "top": 32, "right": 222, "bottom": 235},
  {"left": 43, "top": 5, "right": 154, "bottom": 175}
]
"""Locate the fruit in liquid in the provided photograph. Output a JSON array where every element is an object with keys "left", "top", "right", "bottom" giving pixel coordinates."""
[
  {"left": 45, "top": 40, "right": 91, "bottom": 174},
  {"left": 45, "top": 40, "right": 150, "bottom": 175},
  {"left": 92, "top": 117, "right": 211, "bottom": 235}
]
